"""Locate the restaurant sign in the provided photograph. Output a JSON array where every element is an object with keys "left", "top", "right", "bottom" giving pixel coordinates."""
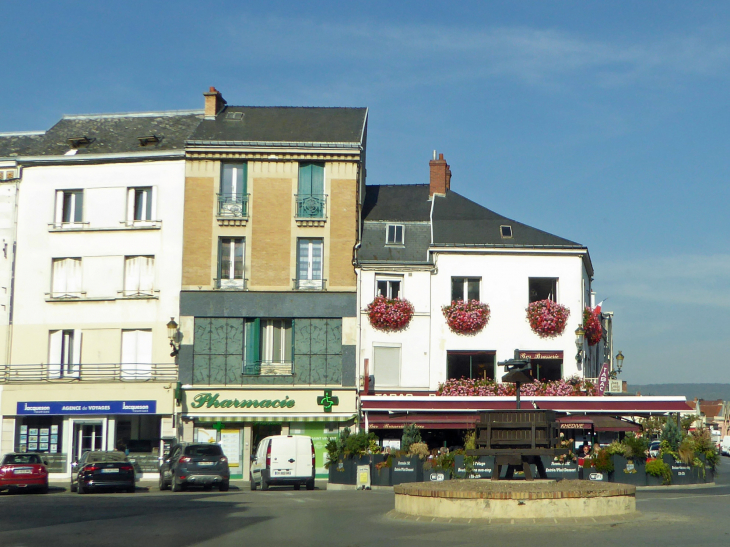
[{"left": 518, "top": 351, "right": 563, "bottom": 360}]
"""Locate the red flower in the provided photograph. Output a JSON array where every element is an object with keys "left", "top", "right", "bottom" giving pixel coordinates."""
[
  {"left": 367, "top": 295, "right": 415, "bottom": 332},
  {"left": 582, "top": 307, "right": 602, "bottom": 346},
  {"left": 526, "top": 299, "right": 570, "bottom": 338},
  {"left": 441, "top": 300, "right": 490, "bottom": 335}
]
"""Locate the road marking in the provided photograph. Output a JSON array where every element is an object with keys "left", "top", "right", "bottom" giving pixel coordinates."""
[{"left": 638, "top": 493, "right": 730, "bottom": 501}]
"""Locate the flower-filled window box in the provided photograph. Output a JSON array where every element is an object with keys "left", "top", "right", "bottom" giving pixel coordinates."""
[
  {"left": 526, "top": 299, "right": 570, "bottom": 338},
  {"left": 582, "top": 307, "right": 602, "bottom": 346},
  {"left": 442, "top": 300, "right": 490, "bottom": 335},
  {"left": 367, "top": 295, "right": 415, "bottom": 332}
]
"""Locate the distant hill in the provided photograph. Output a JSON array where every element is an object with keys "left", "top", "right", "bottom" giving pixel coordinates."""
[{"left": 628, "top": 384, "right": 730, "bottom": 402}]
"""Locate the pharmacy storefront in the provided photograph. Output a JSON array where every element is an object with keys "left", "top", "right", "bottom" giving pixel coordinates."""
[
  {"left": 181, "top": 388, "right": 357, "bottom": 479},
  {"left": 0, "top": 383, "right": 175, "bottom": 477}
]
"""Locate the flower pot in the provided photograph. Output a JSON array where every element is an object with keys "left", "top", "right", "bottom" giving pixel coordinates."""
[{"left": 390, "top": 457, "right": 423, "bottom": 485}]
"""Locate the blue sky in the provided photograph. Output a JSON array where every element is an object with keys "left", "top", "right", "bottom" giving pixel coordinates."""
[{"left": 3, "top": 1, "right": 729, "bottom": 384}]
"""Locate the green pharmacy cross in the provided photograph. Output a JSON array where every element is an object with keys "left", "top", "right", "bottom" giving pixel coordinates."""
[
  {"left": 212, "top": 421, "right": 225, "bottom": 432},
  {"left": 317, "top": 390, "right": 339, "bottom": 413}
]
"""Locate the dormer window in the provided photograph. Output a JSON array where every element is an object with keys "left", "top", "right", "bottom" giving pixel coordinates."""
[
  {"left": 67, "top": 136, "right": 91, "bottom": 149},
  {"left": 500, "top": 225, "right": 513, "bottom": 238},
  {"left": 225, "top": 111, "right": 243, "bottom": 121},
  {"left": 137, "top": 135, "right": 160, "bottom": 146},
  {"left": 386, "top": 224, "right": 404, "bottom": 245}
]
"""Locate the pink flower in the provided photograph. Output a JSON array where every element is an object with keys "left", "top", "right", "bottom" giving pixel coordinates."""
[
  {"left": 526, "top": 299, "right": 570, "bottom": 338},
  {"left": 367, "top": 295, "right": 415, "bottom": 332},
  {"left": 442, "top": 300, "right": 490, "bottom": 335}
]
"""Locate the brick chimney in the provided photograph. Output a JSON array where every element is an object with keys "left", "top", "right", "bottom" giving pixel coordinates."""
[
  {"left": 204, "top": 87, "right": 226, "bottom": 119},
  {"left": 429, "top": 151, "right": 451, "bottom": 196}
]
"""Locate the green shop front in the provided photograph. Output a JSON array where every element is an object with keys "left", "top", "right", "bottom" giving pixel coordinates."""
[{"left": 180, "top": 388, "right": 357, "bottom": 479}]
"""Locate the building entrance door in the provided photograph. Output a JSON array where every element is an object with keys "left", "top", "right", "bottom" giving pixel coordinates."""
[{"left": 72, "top": 422, "right": 104, "bottom": 460}]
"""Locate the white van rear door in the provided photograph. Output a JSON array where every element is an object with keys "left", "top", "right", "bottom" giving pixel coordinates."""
[
  {"left": 270, "top": 436, "right": 296, "bottom": 478},
  {"left": 295, "top": 437, "right": 313, "bottom": 478}
]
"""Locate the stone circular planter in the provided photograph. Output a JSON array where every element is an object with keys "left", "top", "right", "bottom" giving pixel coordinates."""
[{"left": 394, "top": 480, "right": 636, "bottom": 520}]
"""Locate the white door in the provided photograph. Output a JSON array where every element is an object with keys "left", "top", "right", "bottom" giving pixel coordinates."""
[
  {"left": 270, "top": 436, "right": 296, "bottom": 478},
  {"left": 294, "top": 437, "right": 313, "bottom": 478}
]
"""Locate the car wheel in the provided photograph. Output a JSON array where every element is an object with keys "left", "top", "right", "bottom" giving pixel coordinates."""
[
  {"left": 306, "top": 479, "right": 315, "bottom": 491},
  {"left": 159, "top": 475, "right": 168, "bottom": 491},
  {"left": 70, "top": 480, "right": 77, "bottom": 493},
  {"left": 293, "top": 483, "right": 301, "bottom": 491},
  {"left": 219, "top": 481, "right": 229, "bottom": 492},
  {"left": 77, "top": 482, "right": 85, "bottom": 495},
  {"left": 250, "top": 475, "right": 257, "bottom": 491},
  {"left": 261, "top": 478, "right": 269, "bottom": 491},
  {"left": 171, "top": 479, "right": 181, "bottom": 492}
]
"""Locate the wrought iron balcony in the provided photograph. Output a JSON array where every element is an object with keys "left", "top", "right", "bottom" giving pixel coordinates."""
[
  {"left": 243, "top": 361, "right": 293, "bottom": 376},
  {"left": 293, "top": 278, "right": 326, "bottom": 291},
  {"left": 295, "top": 194, "right": 327, "bottom": 219},
  {"left": 217, "top": 194, "right": 249, "bottom": 218},
  {"left": 0, "top": 362, "right": 178, "bottom": 383}
]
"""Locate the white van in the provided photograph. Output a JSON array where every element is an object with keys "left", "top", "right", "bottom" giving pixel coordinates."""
[
  {"left": 721, "top": 436, "right": 730, "bottom": 456},
  {"left": 250, "top": 435, "right": 315, "bottom": 491}
]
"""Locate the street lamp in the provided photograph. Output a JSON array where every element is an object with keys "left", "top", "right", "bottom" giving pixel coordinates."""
[
  {"left": 574, "top": 326, "right": 585, "bottom": 365},
  {"left": 615, "top": 351, "right": 624, "bottom": 375},
  {"left": 167, "top": 317, "right": 180, "bottom": 357}
]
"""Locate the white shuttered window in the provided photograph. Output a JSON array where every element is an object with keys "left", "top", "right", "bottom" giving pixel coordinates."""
[
  {"left": 124, "top": 256, "right": 155, "bottom": 296},
  {"left": 51, "top": 258, "right": 83, "bottom": 297},
  {"left": 373, "top": 345, "right": 401, "bottom": 388}
]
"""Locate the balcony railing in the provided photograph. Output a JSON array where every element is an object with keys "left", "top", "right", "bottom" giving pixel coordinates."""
[
  {"left": 217, "top": 194, "right": 249, "bottom": 218},
  {"left": 214, "top": 277, "right": 248, "bottom": 290},
  {"left": 295, "top": 194, "right": 327, "bottom": 219},
  {"left": 0, "top": 363, "right": 178, "bottom": 383},
  {"left": 293, "top": 278, "right": 326, "bottom": 291},
  {"left": 243, "top": 361, "right": 293, "bottom": 376}
]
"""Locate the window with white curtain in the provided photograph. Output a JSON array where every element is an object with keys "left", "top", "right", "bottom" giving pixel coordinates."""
[
  {"left": 48, "top": 329, "right": 81, "bottom": 378},
  {"left": 218, "top": 238, "right": 245, "bottom": 288},
  {"left": 123, "top": 256, "right": 155, "bottom": 296},
  {"left": 297, "top": 238, "right": 323, "bottom": 289},
  {"left": 51, "top": 258, "right": 83, "bottom": 298},
  {"left": 121, "top": 330, "right": 152, "bottom": 379},
  {"left": 260, "top": 320, "right": 292, "bottom": 364},
  {"left": 126, "top": 187, "right": 156, "bottom": 224}
]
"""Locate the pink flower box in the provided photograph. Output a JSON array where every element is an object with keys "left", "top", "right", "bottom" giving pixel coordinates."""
[
  {"left": 367, "top": 295, "right": 415, "bottom": 332},
  {"left": 526, "top": 299, "right": 570, "bottom": 338},
  {"left": 442, "top": 300, "right": 490, "bottom": 335}
]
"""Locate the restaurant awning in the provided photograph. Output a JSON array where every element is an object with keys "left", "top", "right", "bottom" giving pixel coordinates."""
[
  {"left": 557, "top": 415, "right": 642, "bottom": 433},
  {"left": 365, "top": 412, "right": 478, "bottom": 430}
]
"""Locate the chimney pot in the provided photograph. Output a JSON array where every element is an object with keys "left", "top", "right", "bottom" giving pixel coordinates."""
[{"left": 204, "top": 87, "right": 227, "bottom": 119}]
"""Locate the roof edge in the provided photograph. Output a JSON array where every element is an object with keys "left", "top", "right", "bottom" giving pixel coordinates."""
[{"left": 62, "top": 109, "right": 203, "bottom": 120}]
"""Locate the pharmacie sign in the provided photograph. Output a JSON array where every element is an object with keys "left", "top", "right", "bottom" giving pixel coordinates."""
[
  {"left": 17, "top": 400, "right": 157, "bottom": 415},
  {"left": 190, "top": 392, "right": 296, "bottom": 410}
]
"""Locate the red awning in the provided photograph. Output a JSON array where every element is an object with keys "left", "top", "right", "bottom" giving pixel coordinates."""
[
  {"left": 365, "top": 413, "right": 479, "bottom": 430},
  {"left": 557, "top": 415, "right": 641, "bottom": 433}
]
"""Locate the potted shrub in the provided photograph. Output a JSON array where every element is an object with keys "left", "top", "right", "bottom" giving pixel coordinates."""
[
  {"left": 610, "top": 434, "right": 648, "bottom": 486},
  {"left": 646, "top": 458, "right": 672, "bottom": 486},
  {"left": 526, "top": 299, "right": 570, "bottom": 338},
  {"left": 442, "top": 300, "right": 490, "bottom": 335},
  {"left": 367, "top": 295, "right": 415, "bottom": 332},
  {"left": 372, "top": 454, "right": 392, "bottom": 486}
]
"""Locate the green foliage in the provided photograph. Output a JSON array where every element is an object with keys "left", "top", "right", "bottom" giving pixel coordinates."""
[
  {"left": 464, "top": 430, "right": 476, "bottom": 451},
  {"left": 344, "top": 430, "right": 377, "bottom": 457},
  {"left": 622, "top": 433, "right": 650, "bottom": 459},
  {"left": 646, "top": 459, "right": 672, "bottom": 484},
  {"left": 661, "top": 419, "right": 683, "bottom": 452},
  {"left": 324, "top": 427, "right": 379, "bottom": 467},
  {"left": 605, "top": 440, "right": 629, "bottom": 457},
  {"left": 594, "top": 450, "right": 614, "bottom": 473},
  {"left": 407, "top": 442, "right": 429, "bottom": 460},
  {"left": 424, "top": 451, "right": 456, "bottom": 471},
  {"left": 401, "top": 424, "right": 422, "bottom": 454}
]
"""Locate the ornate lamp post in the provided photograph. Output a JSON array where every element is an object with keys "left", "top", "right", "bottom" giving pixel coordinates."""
[
  {"left": 574, "top": 326, "right": 585, "bottom": 366},
  {"left": 615, "top": 351, "right": 625, "bottom": 375},
  {"left": 167, "top": 318, "right": 180, "bottom": 357}
]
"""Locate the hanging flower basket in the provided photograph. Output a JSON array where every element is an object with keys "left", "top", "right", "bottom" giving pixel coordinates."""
[
  {"left": 442, "top": 300, "right": 490, "bottom": 335},
  {"left": 367, "top": 295, "right": 415, "bottom": 332},
  {"left": 583, "top": 307, "right": 602, "bottom": 346},
  {"left": 526, "top": 299, "right": 570, "bottom": 338}
]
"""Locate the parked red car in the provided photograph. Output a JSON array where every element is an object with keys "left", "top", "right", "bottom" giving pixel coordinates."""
[{"left": 0, "top": 453, "right": 49, "bottom": 493}]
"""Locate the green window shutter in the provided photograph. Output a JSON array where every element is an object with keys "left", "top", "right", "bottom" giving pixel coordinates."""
[
  {"left": 298, "top": 163, "right": 312, "bottom": 195},
  {"left": 244, "top": 318, "right": 261, "bottom": 375},
  {"left": 311, "top": 163, "right": 324, "bottom": 195}
]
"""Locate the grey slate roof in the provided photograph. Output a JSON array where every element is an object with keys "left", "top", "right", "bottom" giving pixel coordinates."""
[
  {"left": 361, "top": 185, "right": 432, "bottom": 222},
  {"left": 189, "top": 106, "right": 367, "bottom": 146},
  {"left": 432, "top": 191, "right": 582, "bottom": 248},
  {"left": 0, "top": 132, "right": 45, "bottom": 158},
  {"left": 359, "top": 223, "right": 431, "bottom": 264},
  {"left": 24, "top": 111, "right": 204, "bottom": 156}
]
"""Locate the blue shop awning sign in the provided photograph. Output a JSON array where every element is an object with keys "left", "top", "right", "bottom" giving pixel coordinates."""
[{"left": 17, "top": 400, "right": 157, "bottom": 415}]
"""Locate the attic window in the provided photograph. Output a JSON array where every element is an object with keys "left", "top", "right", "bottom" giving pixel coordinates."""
[
  {"left": 386, "top": 224, "right": 404, "bottom": 245},
  {"left": 500, "top": 225, "right": 513, "bottom": 239},
  {"left": 137, "top": 135, "right": 160, "bottom": 146},
  {"left": 67, "top": 136, "right": 91, "bottom": 149},
  {"left": 225, "top": 111, "right": 243, "bottom": 121}
]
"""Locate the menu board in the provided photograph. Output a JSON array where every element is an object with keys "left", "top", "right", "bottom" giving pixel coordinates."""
[{"left": 220, "top": 430, "right": 240, "bottom": 467}]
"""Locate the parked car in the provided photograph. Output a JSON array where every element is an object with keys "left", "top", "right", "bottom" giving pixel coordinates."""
[
  {"left": 648, "top": 441, "right": 661, "bottom": 458},
  {"left": 159, "top": 443, "right": 229, "bottom": 492},
  {"left": 70, "top": 451, "right": 135, "bottom": 494},
  {"left": 0, "top": 453, "right": 49, "bottom": 494},
  {"left": 250, "top": 435, "right": 315, "bottom": 491}
]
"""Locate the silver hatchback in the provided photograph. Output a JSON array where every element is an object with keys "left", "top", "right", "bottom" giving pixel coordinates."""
[{"left": 160, "top": 443, "right": 230, "bottom": 492}]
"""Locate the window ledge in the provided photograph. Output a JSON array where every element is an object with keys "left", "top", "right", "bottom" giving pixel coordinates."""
[
  {"left": 295, "top": 218, "right": 326, "bottom": 227},
  {"left": 48, "top": 221, "right": 162, "bottom": 232},
  {"left": 45, "top": 292, "right": 159, "bottom": 302},
  {"left": 217, "top": 217, "right": 248, "bottom": 227}
]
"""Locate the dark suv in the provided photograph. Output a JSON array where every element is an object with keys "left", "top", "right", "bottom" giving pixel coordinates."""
[{"left": 159, "top": 443, "right": 230, "bottom": 492}]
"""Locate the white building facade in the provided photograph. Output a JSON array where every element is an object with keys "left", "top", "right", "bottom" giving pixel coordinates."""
[{"left": 0, "top": 111, "right": 202, "bottom": 477}]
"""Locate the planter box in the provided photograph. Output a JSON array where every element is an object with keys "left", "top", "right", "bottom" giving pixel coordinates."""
[
  {"left": 611, "top": 455, "right": 647, "bottom": 486},
  {"left": 540, "top": 456, "right": 579, "bottom": 480},
  {"left": 454, "top": 455, "right": 494, "bottom": 479},
  {"left": 646, "top": 473, "right": 666, "bottom": 486},
  {"left": 371, "top": 464, "right": 392, "bottom": 486},
  {"left": 423, "top": 467, "right": 452, "bottom": 482},
  {"left": 390, "top": 457, "right": 423, "bottom": 485},
  {"left": 669, "top": 462, "right": 694, "bottom": 485},
  {"left": 328, "top": 458, "right": 356, "bottom": 485},
  {"left": 580, "top": 466, "right": 608, "bottom": 482}
]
